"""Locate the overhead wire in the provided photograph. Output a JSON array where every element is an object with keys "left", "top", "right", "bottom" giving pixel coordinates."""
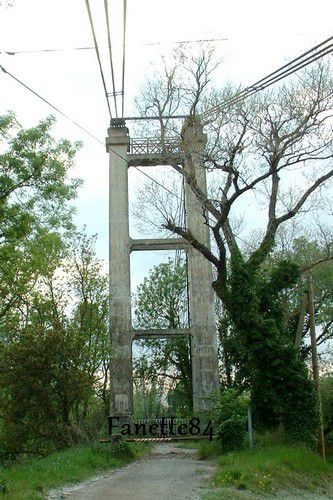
[
  {"left": 85, "top": 0, "right": 112, "bottom": 119},
  {"left": 4, "top": 29, "right": 329, "bottom": 253},
  {"left": 0, "top": 63, "right": 105, "bottom": 145},
  {"left": 104, "top": 0, "right": 118, "bottom": 118},
  {"left": 202, "top": 35, "right": 333, "bottom": 119},
  {"left": 121, "top": 0, "right": 127, "bottom": 117},
  {"left": 0, "top": 36, "right": 229, "bottom": 56},
  {"left": 203, "top": 44, "right": 333, "bottom": 118}
]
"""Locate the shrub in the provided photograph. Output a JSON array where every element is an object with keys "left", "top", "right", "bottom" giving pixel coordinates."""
[{"left": 211, "top": 389, "right": 249, "bottom": 452}]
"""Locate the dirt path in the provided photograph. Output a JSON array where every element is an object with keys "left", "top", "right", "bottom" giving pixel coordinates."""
[{"left": 48, "top": 443, "right": 216, "bottom": 500}]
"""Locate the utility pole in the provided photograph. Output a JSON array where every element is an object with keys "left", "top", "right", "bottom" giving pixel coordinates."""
[
  {"left": 295, "top": 291, "right": 308, "bottom": 351},
  {"left": 307, "top": 270, "right": 326, "bottom": 459}
]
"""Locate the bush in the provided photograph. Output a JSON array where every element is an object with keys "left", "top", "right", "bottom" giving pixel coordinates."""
[
  {"left": 0, "top": 475, "right": 8, "bottom": 495},
  {"left": 211, "top": 389, "right": 248, "bottom": 452},
  {"left": 91, "top": 439, "right": 134, "bottom": 460}
]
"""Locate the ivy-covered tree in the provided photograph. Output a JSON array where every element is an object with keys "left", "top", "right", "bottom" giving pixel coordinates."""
[{"left": 134, "top": 52, "right": 333, "bottom": 444}]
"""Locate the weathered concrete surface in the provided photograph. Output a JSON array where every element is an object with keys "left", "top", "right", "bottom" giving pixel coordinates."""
[
  {"left": 182, "top": 117, "right": 219, "bottom": 412},
  {"left": 107, "top": 124, "right": 133, "bottom": 417},
  {"left": 107, "top": 118, "right": 219, "bottom": 416},
  {"left": 48, "top": 443, "right": 216, "bottom": 500}
]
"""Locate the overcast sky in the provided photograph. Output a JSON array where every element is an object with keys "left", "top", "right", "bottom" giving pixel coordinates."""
[{"left": 0, "top": 0, "right": 332, "bottom": 290}]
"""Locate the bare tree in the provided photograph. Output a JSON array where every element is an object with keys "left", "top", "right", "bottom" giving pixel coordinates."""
[
  {"left": 134, "top": 51, "right": 333, "bottom": 303},
  {"left": 133, "top": 49, "right": 333, "bottom": 437}
]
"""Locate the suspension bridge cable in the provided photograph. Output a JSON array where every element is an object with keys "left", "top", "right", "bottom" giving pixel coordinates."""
[
  {"left": 0, "top": 60, "right": 187, "bottom": 202},
  {"left": 123, "top": 37, "right": 333, "bottom": 122},
  {"left": 104, "top": 0, "right": 118, "bottom": 118},
  {"left": 0, "top": 63, "right": 105, "bottom": 145},
  {"left": 121, "top": 0, "right": 127, "bottom": 118},
  {"left": 0, "top": 59, "right": 259, "bottom": 252},
  {"left": 204, "top": 42, "right": 333, "bottom": 116},
  {"left": 246, "top": 35, "right": 333, "bottom": 92},
  {"left": 202, "top": 35, "right": 333, "bottom": 119},
  {"left": 85, "top": 0, "right": 112, "bottom": 119}
]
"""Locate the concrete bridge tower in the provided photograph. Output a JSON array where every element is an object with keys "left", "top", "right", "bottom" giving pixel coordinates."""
[{"left": 106, "top": 118, "right": 219, "bottom": 420}]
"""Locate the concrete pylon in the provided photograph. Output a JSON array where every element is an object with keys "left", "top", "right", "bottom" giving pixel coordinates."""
[
  {"left": 182, "top": 117, "right": 219, "bottom": 412},
  {"left": 107, "top": 117, "right": 219, "bottom": 418},
  {"left": 106, "top": 122, "right": 133, "bottom": 419}
]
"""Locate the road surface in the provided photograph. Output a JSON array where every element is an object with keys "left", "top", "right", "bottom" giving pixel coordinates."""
[{"left": 49, "top": 443, "right": 215, "bottom": 500}]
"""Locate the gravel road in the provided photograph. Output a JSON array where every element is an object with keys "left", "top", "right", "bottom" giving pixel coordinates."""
[{"left": 48, "top": 443, "right": 216, "bottom": 500}]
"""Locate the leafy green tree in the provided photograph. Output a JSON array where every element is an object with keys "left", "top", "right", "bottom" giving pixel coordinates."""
[
  {"left": 66, "top": 231, "right": 109, "bottom": 408},
  {"left": 0, "top": 115, "right": 114, "bottom": 456},
  {"left": 0, "top": 230, "right": 110, "bottom": 456},
  {"left": 272, "top": 236, "right": 333, "bottom": 352},
  {"left": 0, "top": 113, "right": 81, "bottom": 322},
  {"left": 0, "top": 275, "right": 94, "bottom": 456},
  {"left": 134, "top": 257, "right": 192, "bottom": 413}
]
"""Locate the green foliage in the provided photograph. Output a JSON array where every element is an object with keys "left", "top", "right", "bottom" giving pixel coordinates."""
[
  {"left": 211, "top": 445, "right": 333, "bottom": 497},
  {"left": 211, "top": 389, "right": 248, "bottom": 452},
  {"left": 134, "top": 257, "right": 192, "bottom": 415},
  {"left": 133, "top": 382, "right": 165, "bottom": 419},
  {"left": 0, "top": 325, "right": 94, "bottom": 456},
  {"left": 278, "top": 237, "right": 333, "bottom": 352},
  {"left": 0, "top": 115, "right": 110, "bottom": 458},
  {"left": 0, "top": 443, "right": 149, "bottom": 499},
  {"left": 218, "top": 252, "right": 319, "bottom": 447},
  {"left": 0, "top": 230, "right": 110, "bottom": 458}
]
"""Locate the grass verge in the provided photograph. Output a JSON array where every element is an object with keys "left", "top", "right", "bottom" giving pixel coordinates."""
[
  {"left": 204, "top": 445, "right": 333, "bottom": 498},
  {"left": 181, "top": 437, "right": 333, "bottom": 498},
  {"left": 0, "top": 442, "right": 150, "bottom": 499},
  {"left": 212, "top": 445, "right": 333, "bottom": 496}
]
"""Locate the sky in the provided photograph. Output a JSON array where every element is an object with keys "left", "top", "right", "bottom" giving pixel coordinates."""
[{"left": 0, "top": 0, "right": 332, "bottom": 290}]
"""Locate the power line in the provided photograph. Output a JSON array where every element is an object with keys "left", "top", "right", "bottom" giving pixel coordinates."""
[
  {"left": 0, "top": 63, "right": 105, "bottom": 145},
  {"left": 85, "top": 0, "right": 112, "bottom": 119},
  {"left": 104, "top": 0, "right": 118, "bottom": 118},
  {"left": 121, "top": 0, "right": 127, "bottom": 118},
  {"left": 0, "top": 58, "right": 253, "bottom": 253},
  {"left": 202, "top": 35, "right": 333, "bottom": 119},
  {"left": 0, "top": 60, "right": 187, "bottom": 222},
  {"left": 0, "top": 37, "right": 229, "bottom": 56},
  {"left": 203, "top": 43, "right": 333, "bottom": 117}
]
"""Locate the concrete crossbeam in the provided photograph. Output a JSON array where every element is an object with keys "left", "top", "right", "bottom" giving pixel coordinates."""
[
  {"left": 133, "top": 328, "right": 191, "bottom": 339},
  {"left": 130, "top": 238, "right": 189, "bottom": 252},
  {"left": 128, "top": 154, "right": 182, "bottom": 167}
]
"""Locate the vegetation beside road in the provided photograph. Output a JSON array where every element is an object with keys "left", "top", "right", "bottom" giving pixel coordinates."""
[
  {"left": 0, "top": 442, "right": 150, "bottom": 499},
  {"left": 184, "top": 437, "right": 333, "bottom": 498}
]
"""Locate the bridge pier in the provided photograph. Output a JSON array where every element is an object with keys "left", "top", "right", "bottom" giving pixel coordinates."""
[
  {"left": 107, "top": 122, "right": 133, "bottom": 418},
  {"left": 106, "top": 118, "right": 219, "bottom": 418}
]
